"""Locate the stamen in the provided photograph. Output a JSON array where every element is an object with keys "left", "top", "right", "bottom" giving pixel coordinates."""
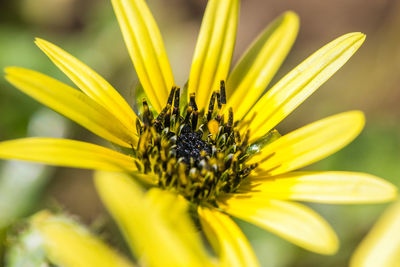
[
  {"left": 189, "top": 93, "right": 198, "bottom": 111},
  {"left": 173, "top": 87, "right": 180, "bottom": 117},
  {"left": 167, "top": 86, "right": 176, "bottom": 106},
  {"left": 191, "top": 110, "right": 198, "bottom": 131},
  {"left": 216, "top": 91, "right": 222, "bottom": 109},
  {"left": 189, "top": 93, "right": 199, "bottom": 130},
  {"left": 226, "top": 107, "right": 234, "bottom": 134},
  {"left": 154, "top": 108, "right": 167, "bottom": 130},
  {"left": 220, "top": 80, "right": 226, "bottom": 104},
  {"left": 164, "top": 109, "right": 171, "bottom": 128},
  {"left": 184, "top": 106, "right": 192, "bottom": 124},
  {"left": 207, "top": 91, "right": 217, "bottom": 121},
  {"left": 142, "top": 99, "right": 153, "bottom": 125}
]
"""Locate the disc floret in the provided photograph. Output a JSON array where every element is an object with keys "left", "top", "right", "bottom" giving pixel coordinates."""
[{"left": 134, "top": 81, "right": 256, "bottom": 204}]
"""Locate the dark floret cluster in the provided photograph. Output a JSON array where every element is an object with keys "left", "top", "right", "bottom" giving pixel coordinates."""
[{"left": 132, "top": 81, "right": 256, "bottom": 204}]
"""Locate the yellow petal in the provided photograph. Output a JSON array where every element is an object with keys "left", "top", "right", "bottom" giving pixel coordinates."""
[
  {"left": 188, "top": 0, "right": 239, "bottom": 110},
  {"left": 350, "top": 200, "right": 400, "bottom": 267},
  {"left": 226, "top": 11, "right": 299, "bottom": 120},
  {"left": 35, "top": 38, "right": 138, "bottom": 132},
  {"left": 5, "top": 67, "right": 137, "bottom": 147},
  {"left": 240, "top": 171, "right": 397, "bottom": 204},
  {"left": 219, "top": 198, "right": 338, "bottom": 255},
  {"left": 94, "top": 171, "right": 214, "bottom": 267},
  {"left": 198, "top": 207, "right": 259, "bottom": 267},
  {"left": 242, "top": 32, "right": 366, "bottom": 142},
  {"left": 31, "top": 211, "right": 134, "bottom": 267},
  {"left": 0, "top": 138, "right": 135, "bottom": 171},
  {"left": 249, "top": 111, "right": 365, "bottom": 176},
  {"left": 111, "top": 0, "right": 174, "bottom": 112}
]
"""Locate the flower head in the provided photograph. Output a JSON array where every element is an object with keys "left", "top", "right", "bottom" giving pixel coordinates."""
[{"left": 1, "top": 0, "right": 397, "bottom": 260}]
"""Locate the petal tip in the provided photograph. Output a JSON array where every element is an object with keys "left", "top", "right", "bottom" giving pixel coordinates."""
[
  {"left": 347, "top": 32, "right": 366, "bottom": 46},
  {"left": 386, "top": 185, "right": 398, "bottom": 201},
  {"left": 320, "top": 241, "right": 339, "bottom": 255},
  {"left": 356, "top": 111, "right": 366, "bottom": 129},
  {"left": 283, "top": 10, "right": 300, "bottom": 24},
  {"left": 314, "top": 230, "right": 340, "bottom": 255},
  {"left": 34, "top": 37, "right": 46, "bottom": 46},
  {"left": 345, "top": 110, "right": 365, "bottom": 133},
  {"left": 4, "top": 66, "right": 16, "bottom": 74},
  {"left": 34, "top": 38, "right": 52, "bottom": 51},
  {"left": 4, "top": 66, "right": 22, "bottom": 80}
]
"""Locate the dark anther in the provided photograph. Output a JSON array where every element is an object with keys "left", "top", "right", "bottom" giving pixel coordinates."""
[
  {"left": 164, "top": 109, "right": 171, "bottom": 128},
  {"left": 136, "top": 118, "right": 142, "bottom": 134},
  {"left": 173, "top": 87, "right": 180, "bottom": 117},
  {"left": 225, "top": 107, "right": 233, "bottom": 133},
  {"left": 167, "top": 86, "right": 176, "bottom": 106},
  {"left": 207, "top": 91, "right": 217, "bottom": 121},
  {"left": 228, "top": 108, "right": 233, "bottom": 126},
  {"left": 184, "top": 106, "right": 193, "bottom": 124},
  {"left": 189, "top": 93, "right": 198, "bottom": 111},
  {"left": 154, "top": 105, "right": 169, "bottom": 129},
  {"left": 191, "top": 111, "right": 198, "bottom": 131},
  {"left": 216, "top": 91, "right": 222, "bottom": 109},
  {"left": 189, "top": 93, "right": 199, "bottom": 130},
  {"left": 142, "top": 99, "right": 153, "bottom": 125},
  {"left": 220, "top": 80, "right": 226, "bottom": 104}
]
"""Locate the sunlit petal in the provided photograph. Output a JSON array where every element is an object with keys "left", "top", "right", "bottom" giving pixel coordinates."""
[
  {"left": 188, "top": 0, "right": 239, "bottom": 110},
  {"left": 111, "top": 0, "right": 175, "bottom": 112},
  {"left": 0, "top": 138, "right": 136, "bottom": 171},
  {"left": 5, "top": 67, "right": 137, "bottom": 147},
  {"left": 242, "top": 33, "right": 366, "bottom": 142},
  {"left": 198, "top": 207, "right": 259, "bottom": 267},
  {"left": 226, "top": 11, "right": 299, "bottom": 120},
  {"left": 219, "top": 198, "right": 338, "bottom": 255},
  {"left": 350, "top": 200, "right": 400, "bottom": 267},
  {"left": 31, "top": 211, "right": 134, "bottom": 267},
  {"left": 249, "top": 111, "right": 364, "bottom": 176},
  {"left": 35, "top": 38, "right": 138, "bottom": 132},
  {"left": 236, "top": 171, "right": 397, "bottom": 204},
  {"left": 95, "top": 171, "right": 214, "bottom": 267}
]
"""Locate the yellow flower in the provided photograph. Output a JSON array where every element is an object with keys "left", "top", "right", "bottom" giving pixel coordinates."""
[
  {"left": 1, "top": 0, "right": 397, "bottom": 260},
  {"left": 29, "top": 175, "right": 216, "bottom": 267},
  {"left": 350, "top": 199, "right": 400, "bottom": 267}
]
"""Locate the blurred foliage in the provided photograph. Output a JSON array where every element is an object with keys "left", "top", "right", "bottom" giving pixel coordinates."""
[{"left": 0, "top": 0, "right": 399, "bottom": 266}]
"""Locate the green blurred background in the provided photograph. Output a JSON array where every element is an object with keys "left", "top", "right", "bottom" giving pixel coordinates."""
[{"left": 0, "top": 0, "right": 399, "bottom": 266}]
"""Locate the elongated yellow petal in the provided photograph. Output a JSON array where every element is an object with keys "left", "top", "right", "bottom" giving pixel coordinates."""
[
  {"left": 226, "top": 11, "right": 299, "bottom": 120},
  {"left": 219, "top": 198, "right": 338, "bottom": 255},
  {"left": 239, "top": 171, "right": 397, "bottom": 204},
  {"left": 111, "top": 0, "right": 174, "bottom": 112},
  {"left": 188, "top": 0, "right": 239, "bottom": 110},
  {"left": 0, "top": 138, "right": 135, "bottom": 171},
  {"left": 249, "top": 111, "right": 365, "bottom": 176},
  {"left": 31, "top": 211, "right": 134, "bottom": 267},
  {"left": 35, "top": 38, "right": 138, "bottom": 132},
  {"left": 198, "top": 207, "right": 259, "bottom": 267},
  {"left": 350, "top": 200, "right": 400, "bottom": 267},
  {"left": 5, "top": 67, "right": 137, "bottom": 147},
  {"left": 242, "top": 32, "right": 366, "bottom": 142},
  {"left": 95, "top": 171, "right": 214, "bottom": 267}
]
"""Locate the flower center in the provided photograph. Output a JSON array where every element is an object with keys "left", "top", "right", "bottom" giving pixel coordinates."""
[
  {"left": 176, "top": 125, "right": 211, "bottom": 166},
  {"left": 133, "top": 81, "right": 256, "bottom": 205}
]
